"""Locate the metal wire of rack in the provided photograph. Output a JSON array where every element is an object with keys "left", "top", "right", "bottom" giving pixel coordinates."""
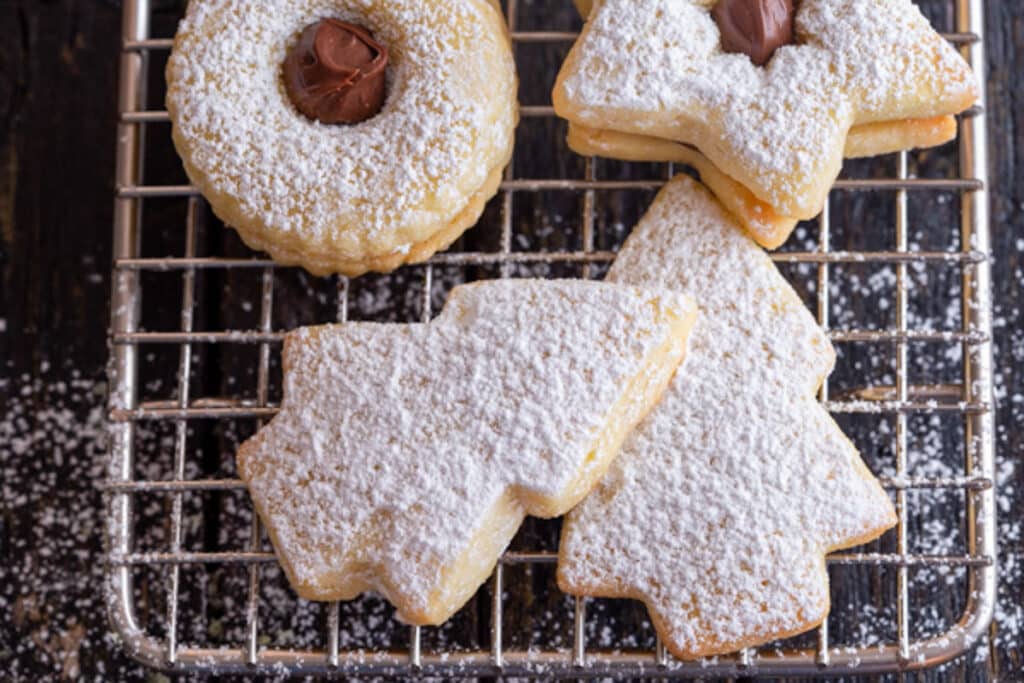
[{"left": 104, "top": 0, "right": 996, "bottom": 677}]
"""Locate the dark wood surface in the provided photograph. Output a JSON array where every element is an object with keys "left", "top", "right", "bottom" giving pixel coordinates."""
[{"left": 0, "top": 0, "right": 1022, "bottom": 680}]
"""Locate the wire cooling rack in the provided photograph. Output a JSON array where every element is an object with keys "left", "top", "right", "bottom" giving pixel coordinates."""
[{"left": 104, "top": 0, "right": 995, "bottom": 676}]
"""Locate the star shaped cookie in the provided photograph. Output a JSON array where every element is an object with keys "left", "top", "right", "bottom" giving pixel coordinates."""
[
  {"left": 566, "top": 116, "right": 958, "bottom": 249},
  {"left": 557, "top": 175, "right": 897, "bottom": 659},
  {"left": 555, "top": 0, "right": 976, "bottom": 246},
  {"left": 238, "top": 279, "right": 695, "bottom": 625}
]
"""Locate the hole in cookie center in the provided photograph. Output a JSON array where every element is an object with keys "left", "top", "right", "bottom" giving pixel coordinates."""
[
  {"left": 711, "top": 0, "right": 797, "bottom": 67},
  {"left": 283, "top": 18, "right": 389, "bottom": 125}
]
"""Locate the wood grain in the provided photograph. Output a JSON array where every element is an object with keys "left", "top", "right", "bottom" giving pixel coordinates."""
[{"left": 0, "top": 0, "right": 1020, "bottom": 680}]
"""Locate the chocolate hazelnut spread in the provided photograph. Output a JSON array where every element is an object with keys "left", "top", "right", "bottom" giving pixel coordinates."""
[
  {"left": 712, "top": 0, "right": 795, "bottom": 67},
  {"left": 283, "top": 19, "right": 388, "bottom": 124}
]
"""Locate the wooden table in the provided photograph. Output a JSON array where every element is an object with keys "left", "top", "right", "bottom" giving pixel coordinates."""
[{"left": 0, "top": 1, "right": 1021, "bottom": 680}]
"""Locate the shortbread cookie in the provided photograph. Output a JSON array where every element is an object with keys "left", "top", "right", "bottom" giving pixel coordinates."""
[
  {"left": 554, "top": 0, "right": 975, "bottom": 229},
  {"left": 167, "top": 0, "right": 517, "bottom": 277},
  {"left": 558, "top": 176, "right": 897, "bottom": 659},
  {"left": 568, "top": 115, "right": 957, "bottom": 248},
  {"left": 238, "top": 279, "right": 696, "bottom": 624}
]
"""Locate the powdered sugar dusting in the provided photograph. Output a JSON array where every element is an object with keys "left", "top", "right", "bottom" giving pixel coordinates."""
[
  {"left": 556, "top": 0, "right": 975, "bottom": 216},
  {"left": 238, "top": 279, "right": 694, "bottom": 621},
  {"left": 559, "top": 176, "right": 897, "bottom": 657}
]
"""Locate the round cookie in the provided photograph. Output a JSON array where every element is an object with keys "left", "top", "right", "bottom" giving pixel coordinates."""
[{"left": 167, "top": 0, "right": 518, "bottom": 277}]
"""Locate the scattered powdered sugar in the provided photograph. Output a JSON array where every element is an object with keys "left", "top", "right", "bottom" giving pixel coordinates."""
[
  {"left": 0, "top": 370, "right": 110, "bottom": 679},
  {"left": 559, "top": 175, "right": 897, "bottom": 657},
  {"left": 2, "top": 230, "right": 1019, "bottom": 677},
  {"left": 166, "top": 0, "right": 516, "bottom": 260},
  {"left": 556, "top": 0, "right": 976, "bottom": 216},
  {"left": 5, "top": 1, "right": 1019, "bottom": 674},
  {"left": 239, "top": 279, "right": 693, "bottom": 622},
  {"left": 0, "top": 365, "right": 430, "bottom": 680}
]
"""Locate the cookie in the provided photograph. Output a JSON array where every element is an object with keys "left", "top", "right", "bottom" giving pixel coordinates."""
[
  {"left": 567, "top": 116, "right": 957, "bottom": 249},
  {"left": 554, "top": 0, "right": 975, "bottom": 243},
  {"left": 167, "top": 0, "right": 517, "bottom": 277},
  {"left": 238, "top": 279, "right": 696, "bottom": 625},
  {"left": 557, "top": 175, "right": 897, "bottom": 659}
]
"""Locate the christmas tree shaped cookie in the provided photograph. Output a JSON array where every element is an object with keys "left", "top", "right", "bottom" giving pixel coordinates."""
[
  {"left": 238, "top": 279, "right": 696, "bottom": 625},
  {"left": 558, "top": 176, "right": 897, "bottom": 659},
  {"left": 554, "top": 0, "right": 976, "bottom": 247}
]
